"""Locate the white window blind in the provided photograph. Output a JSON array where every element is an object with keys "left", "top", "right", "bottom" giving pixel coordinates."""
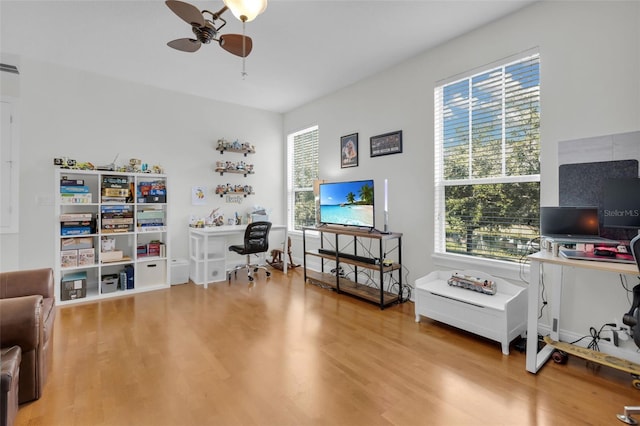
[
  {"left": 287, "top": 126, "right": 319, "bottom": 231},
  {"left": 434, "top": 53, "right": 540, "bottom": 262}
]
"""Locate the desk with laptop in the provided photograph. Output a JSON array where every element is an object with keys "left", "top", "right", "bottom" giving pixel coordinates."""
[
  {"left": 526, "top": 206, "right": 640, "bottom": 374},
  {"left": 540, "top": 206, "right": 635, "bottom": 264}
]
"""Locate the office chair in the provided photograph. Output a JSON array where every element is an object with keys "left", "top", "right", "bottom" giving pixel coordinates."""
[
  {"left": 228, "top": 221, "right": 272, "bottom": 282},
  {"left": 622, "top": 234, "right": 640, "bottom": 349}
]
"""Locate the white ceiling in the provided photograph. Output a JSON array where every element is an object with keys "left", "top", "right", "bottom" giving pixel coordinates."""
[{"left": 1, "top": 0, "right": 537, "bottom": 113}]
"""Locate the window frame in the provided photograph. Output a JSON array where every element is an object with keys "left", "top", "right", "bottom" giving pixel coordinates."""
[
  {"left": 434, "top": 52, "right": 540, "bottom": 263},
  {"left": 286, "top": 125, "right": 319, "bottom": 233}
]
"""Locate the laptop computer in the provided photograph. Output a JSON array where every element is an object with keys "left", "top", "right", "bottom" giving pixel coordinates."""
[
  {"left": 560, "top": 249, "right": 635, "bottom": 264},
  {"left": 540, "top": 206, "right": 618, "bottom": 244}
]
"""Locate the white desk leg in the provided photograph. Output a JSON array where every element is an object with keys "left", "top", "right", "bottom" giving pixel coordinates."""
[
  {"left": 550, "top": 265, "right": 564, "bottom": 341},
  {"left": 526, "top": 259, "right": 541, "bottom": 373},
  {"left": 203, "top": 233, "right": 209, "bottom": 289},
  {"left": 527, "top": 261, "right": 562, "bottom": 373}
]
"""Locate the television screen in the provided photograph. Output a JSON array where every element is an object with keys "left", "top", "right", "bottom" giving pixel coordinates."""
[
  {"left": 319, "top": 179, "right": 375, "bottom": 228},
  {"left": 603, "top": 178, "right": 640, "bottom": 228}
]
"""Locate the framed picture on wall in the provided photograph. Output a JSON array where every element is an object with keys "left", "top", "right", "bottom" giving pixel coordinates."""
[
  {"left": 341, "top": 133, "right": 359, "bottom": 168},
  {"left": 191, "top": 186, "right": 207, "bottom": 205},
  {"left": 370, "top": 130, "right": 403, "bottom": 157}
]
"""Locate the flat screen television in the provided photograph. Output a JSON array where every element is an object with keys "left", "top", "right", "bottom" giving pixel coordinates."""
[
  {"left": 603, "top": 178, "right": 640, "bottom": 228},
  {"left": 319, "top": 179, "right": 375, "bottom": 228}
]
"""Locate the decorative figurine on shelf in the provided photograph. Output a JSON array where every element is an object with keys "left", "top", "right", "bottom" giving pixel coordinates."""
[
  {"left": 217, "top": 138, "right": 229, "bottom": 151},
  {"left": 54, "top": 157, "right": 77, "bottom": 168},
  {"left": 128, "top": 158, "right": 142, "bottom": 172},
  {"left": 80, "top": 162, "right": 95, "bottom": 170},
  {"left": 241, "top": 142, "right": 256, "bottom": 153},
  {"left": 231, "top": 140, "right": 242, "bottom": 150},
  {"left": 207, "top": 208, "right": 225, "bottom": 227},
  {"left": 215, "top": 161, "right": 225, "bottom": 172}
]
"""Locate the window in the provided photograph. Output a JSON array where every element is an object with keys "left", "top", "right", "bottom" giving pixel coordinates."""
[
  {"left": 287, "top": 125, "right": 319, "bottom": 231},
  {"left": 434, "top": 53, "right": 540, "bottom": 262}
]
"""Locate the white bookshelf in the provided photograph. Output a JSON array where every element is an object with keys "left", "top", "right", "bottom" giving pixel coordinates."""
[{"left": 54, "top": 169, "right": 170, "bottom": 305}]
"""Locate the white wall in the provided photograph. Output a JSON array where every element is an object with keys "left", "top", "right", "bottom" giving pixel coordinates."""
[
  {"left": 284, "top": 1, "right": 640, "bottom": 337},
  {"left": 0, "top": 58, "right": 283, "bottom": 273}
]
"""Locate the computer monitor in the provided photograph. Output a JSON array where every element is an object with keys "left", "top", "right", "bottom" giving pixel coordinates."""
[
  {"left": 540, "top": 206, "right": 600, "bottom": 237},
  {"left": 603, "top": 178, "right": 640, "bottom": 229}
]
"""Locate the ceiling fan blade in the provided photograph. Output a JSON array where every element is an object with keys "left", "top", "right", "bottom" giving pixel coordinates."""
[
  {"left": 165, "top": 0, "right": 204, "bottom": 27},
  {"left": 219, "top": 34, "right": 253, "bottom": 58},
  {"left": 167, "top": 38, "right": 202, "bottom": 53}
]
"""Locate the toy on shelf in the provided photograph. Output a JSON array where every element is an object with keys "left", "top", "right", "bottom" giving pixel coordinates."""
[
  {"left": 214, "top": 160, "right": 254, "bottom": 176},
  {"left": 447, "top": 272, "right": 497, "bottom": 295},
  {"left": 215, "top": 184, "right": 253, "bottom": 197},
  {"left": 216, "top": 138, "right": 256, "bottom": 156},
  {"left": 54, "top": 155, "right": 164, "bottom": 174}
]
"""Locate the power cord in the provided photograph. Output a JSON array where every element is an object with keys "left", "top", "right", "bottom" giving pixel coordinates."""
[
  {"left": 538, "top": 263, "right": 548, "bottom": 319},
  {"left": 570, "top": 323, "right": 617, "bottom": 351}
]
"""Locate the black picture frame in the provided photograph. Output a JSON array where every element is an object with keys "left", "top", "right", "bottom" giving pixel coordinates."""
[
  {"left": 370, "top": 130, "right": 403, "bottom": 157},
  {"left": 340, "top": 133, "right": 359, "bottom": 168}
]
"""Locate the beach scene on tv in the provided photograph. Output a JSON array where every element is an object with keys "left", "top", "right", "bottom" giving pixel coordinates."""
[{"left": 319, "top": 180, "right": 374, "bottom": 227}]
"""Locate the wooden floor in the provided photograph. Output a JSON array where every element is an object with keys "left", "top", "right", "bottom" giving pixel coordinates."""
[{"left": 16, "top": 268, "right": 638, "bottom": 425}]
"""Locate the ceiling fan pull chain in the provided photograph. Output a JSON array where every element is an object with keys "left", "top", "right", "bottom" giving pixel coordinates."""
[{"left": 241, "top": 19, "right": 247, "bottom": 79}]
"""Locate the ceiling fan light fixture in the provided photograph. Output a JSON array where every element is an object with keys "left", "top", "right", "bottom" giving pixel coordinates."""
[{"left": 222, "top": 0, "right": 267, "bottom": 22}]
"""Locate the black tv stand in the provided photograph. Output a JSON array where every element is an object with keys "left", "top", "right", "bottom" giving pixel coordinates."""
[{"left": 302, "top": 226, "right": 403, "bottom": 309}]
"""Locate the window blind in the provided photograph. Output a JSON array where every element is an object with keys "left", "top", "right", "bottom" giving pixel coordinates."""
[
  {"left": 287, "top": 126, "right": 319, "bottom": 231},
  {"left": 434, "top": 53, "right": 540, "bottom": 262}
]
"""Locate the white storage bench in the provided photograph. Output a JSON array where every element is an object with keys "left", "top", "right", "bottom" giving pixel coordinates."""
[{"left": 415, "top": 270, "right": 527, "bottom": 355}]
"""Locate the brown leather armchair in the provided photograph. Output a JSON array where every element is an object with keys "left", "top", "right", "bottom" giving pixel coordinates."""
[{"left": 0, "top": 268, "right": 56, "bottom": 403}]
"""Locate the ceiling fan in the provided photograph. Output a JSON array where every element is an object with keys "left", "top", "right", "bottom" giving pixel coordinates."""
[{"left": 165, "top": 0, "right": 254, "bottom": 58}]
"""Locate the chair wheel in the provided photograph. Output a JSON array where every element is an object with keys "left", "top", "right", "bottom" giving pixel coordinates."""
[
  {"left": 266, "top": 272, "right": 271, "bottom": 277},
  {"left": 248, "top": 276, "right": 254, "bottom": 282}
]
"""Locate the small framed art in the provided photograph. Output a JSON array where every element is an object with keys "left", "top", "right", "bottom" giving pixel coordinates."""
[
  {"left": 370, "top": 130, "right": 403, "bottom": 157},
  {"left": 340, "top": 133, "right": 359, "bottom": 168}
]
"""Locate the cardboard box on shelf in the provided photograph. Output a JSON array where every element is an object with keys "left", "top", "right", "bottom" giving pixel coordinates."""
[
  {"left": 77, "top": 248, "right": 95, "bottom": 266},
  {"left": 101, "top": 250, "right": 123, "bottom": 263},
  {"left": 61, "top": 237, "right": 93, "bottom": 250},
  {"left": 60, "top": 249, "right": 78, "bottom": 268}
]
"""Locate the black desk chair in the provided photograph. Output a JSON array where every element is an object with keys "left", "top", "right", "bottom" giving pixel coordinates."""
[
  {"left": 228, "top": 221, "right": 272, "bottom": 282},
  {"left": 623, "top": 234, "right": 640, "bottom": 348}
]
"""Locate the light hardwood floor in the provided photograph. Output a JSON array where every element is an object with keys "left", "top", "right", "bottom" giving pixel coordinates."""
[{"left": 16, "top": 268, "right": 638, "bottom": 425}]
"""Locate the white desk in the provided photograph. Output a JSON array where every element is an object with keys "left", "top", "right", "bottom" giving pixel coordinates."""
[
  {"left": 526, "top": 250, "right": 638, "bottom": 373},
  {"left": 188, "top": 224, "right": 287, "bottom": 288}
]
